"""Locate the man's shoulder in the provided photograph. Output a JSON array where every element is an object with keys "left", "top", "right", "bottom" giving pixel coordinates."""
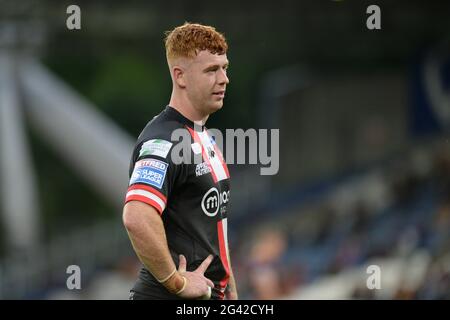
[
  {"left": 131, "top": 108, "right": 189, "bottom": 162},
  {"left": 137, "top": 109, "right": 186, "bottom": 144}
]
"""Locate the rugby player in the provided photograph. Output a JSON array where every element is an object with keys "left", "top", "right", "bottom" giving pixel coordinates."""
[{"left": 122, "top": 22, "right": 238, "bottom": 300}]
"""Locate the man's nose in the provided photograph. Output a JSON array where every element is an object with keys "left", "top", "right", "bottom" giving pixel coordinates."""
[{"left": 217, "top": 69, "right": 229, "bottom": 85}]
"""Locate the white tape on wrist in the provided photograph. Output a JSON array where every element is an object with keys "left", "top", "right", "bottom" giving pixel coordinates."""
[
  {"left": 156, "top": 268, "right": 177, "bottom": 283},
  {"left": 175, "top": 276, "right": 187, "bottom": 295}
]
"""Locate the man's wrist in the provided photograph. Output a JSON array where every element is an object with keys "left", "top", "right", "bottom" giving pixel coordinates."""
[
  {"left": 156, "top": 268, "right": 177, "bottom": 283},
  {"left": 163, "top": 271, "right": 185, "bottom": 294},
  {"left": 175, "top": 276, "right": 187, "bottom": 295}
]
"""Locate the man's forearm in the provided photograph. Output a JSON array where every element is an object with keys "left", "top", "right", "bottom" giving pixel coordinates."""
[
  {"left": 123, "top": 201, "right": 184, "bottom": 293},
  {"left": 226, "top": 269, "right": 239, "bottom": 299}
]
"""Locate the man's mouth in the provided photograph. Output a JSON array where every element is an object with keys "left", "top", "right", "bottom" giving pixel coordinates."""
[{"left": 212, "top": 90, "right": 225, "bottom": 98}]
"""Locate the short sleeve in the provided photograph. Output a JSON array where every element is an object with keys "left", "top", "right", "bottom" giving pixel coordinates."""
[{"left": 124, "top": 139, "right": 175, "bottom": 215}]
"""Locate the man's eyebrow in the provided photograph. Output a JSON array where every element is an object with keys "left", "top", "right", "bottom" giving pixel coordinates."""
[{"left": 203, "top": 62, "right": 229, "bottom": 71}]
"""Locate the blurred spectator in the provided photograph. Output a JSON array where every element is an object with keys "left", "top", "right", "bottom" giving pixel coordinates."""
[
  {"left": 234, "top": 141, "right": 450, "bottom": 299},
  {"left": 244, "top": 228, "right": 301, "bottom": 299}
]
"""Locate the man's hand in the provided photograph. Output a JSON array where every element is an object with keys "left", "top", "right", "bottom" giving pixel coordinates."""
[{"left": 167, "top": 254, "right": 215, "bottom": 299}]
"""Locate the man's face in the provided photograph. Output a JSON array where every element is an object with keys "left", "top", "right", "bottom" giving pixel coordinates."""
[{"left": 183, "top": 50, "right": 229, "bottom": 116}]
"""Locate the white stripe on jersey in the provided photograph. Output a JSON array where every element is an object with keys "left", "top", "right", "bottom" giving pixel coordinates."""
[
  {"left": 126, "top": 189, "right": 166, "bottom": 211},
  {"left": 198, "top": 130, "right": 228, "bottom": 182},
  {"left": 222, "top": 218, "right": 230, "bottom": 262}
]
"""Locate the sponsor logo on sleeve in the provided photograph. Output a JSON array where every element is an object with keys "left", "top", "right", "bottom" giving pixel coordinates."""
[
  {"left": 139, "top": 139, "right": 173, "bottom": 158},
  {"left": 130, "top": 159, "right": 168, "bottom": 189}
]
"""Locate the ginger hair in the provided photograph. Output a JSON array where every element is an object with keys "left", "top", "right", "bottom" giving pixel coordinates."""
[{"left": 164, "top": 22, "right": 228, "bottom": 62}]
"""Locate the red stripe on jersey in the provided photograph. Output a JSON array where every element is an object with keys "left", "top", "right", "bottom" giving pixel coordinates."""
[
  {"left": 187, "top": 126, "right": 218, "bottom": 183},
  {"left": 128, "top": 183, "right": 167, "bottom": 204},
  {"left": 217, "top": 219, "right": 230, "bottom": 290},
  {"left": 125, "top": 194, "right": 163, "bottom": 215}
]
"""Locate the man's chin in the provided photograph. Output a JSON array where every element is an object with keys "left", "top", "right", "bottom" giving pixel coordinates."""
[{"left": 207, "top": 102, "right": 223, "bottom": 114}]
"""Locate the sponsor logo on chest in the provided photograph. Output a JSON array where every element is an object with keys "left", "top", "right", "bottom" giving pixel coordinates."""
[
  {"left": 195, "top": 162, "right": 212, "bottom": 177},
  {"left": 201, "top": 187, "right": 230, "bottom": 217}
]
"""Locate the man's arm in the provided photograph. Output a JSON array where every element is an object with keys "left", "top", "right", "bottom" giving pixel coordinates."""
[
  {"left": 226, "top": 270, "right": 239, "bottom": 300},
  {"left": 123, "top": 201, "right": 214, "bottom": 298},
  {"left": 123, "top": 201, "right": 183, "bottom": 292},
  {"left": 225, "top": 254, "right": 239, "bottom": 300}
]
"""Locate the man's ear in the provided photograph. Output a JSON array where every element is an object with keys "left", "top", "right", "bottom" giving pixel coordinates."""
[{"left": 173, "top": 66, "right": 187, "bottom": 88}]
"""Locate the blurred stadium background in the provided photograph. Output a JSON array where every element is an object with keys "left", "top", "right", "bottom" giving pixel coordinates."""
[{"left": 0, "top": 0, "right": 449, "bottom": 299}]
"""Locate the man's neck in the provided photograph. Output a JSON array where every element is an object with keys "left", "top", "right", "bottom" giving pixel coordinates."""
[{"left": 169, "top": 92, "right": 209, "bottom": 126}]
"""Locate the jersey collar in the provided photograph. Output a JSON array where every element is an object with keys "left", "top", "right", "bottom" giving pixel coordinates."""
[{"left": 165, "top": 105, "right": 205, "bottom": 132}]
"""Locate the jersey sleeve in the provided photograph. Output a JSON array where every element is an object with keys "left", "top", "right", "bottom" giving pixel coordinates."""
[{"left": 124, "top": 138, "right": 177, "bottom": 215}]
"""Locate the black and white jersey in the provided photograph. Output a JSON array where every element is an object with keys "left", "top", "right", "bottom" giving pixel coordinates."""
[{"left": 125, "top": 106, "right": 231, "bottom": 300}]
